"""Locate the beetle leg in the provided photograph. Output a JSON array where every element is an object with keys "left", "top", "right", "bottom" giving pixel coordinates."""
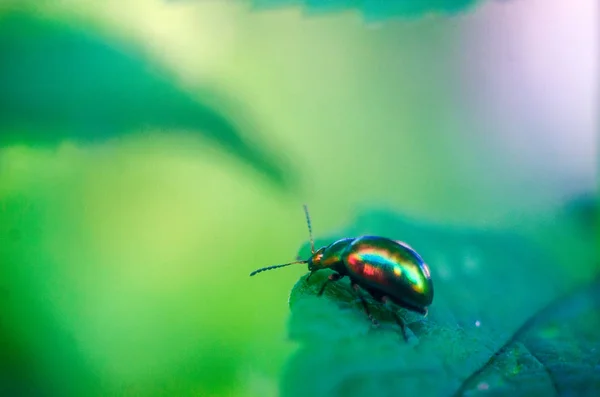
[
  {"left": 350, "top": 282, "right": 379, "bottom": 327},
  {"left": 317, "top": 273, "right": 343, "bottom": 296},
  {"left": 381, "top": 296, "right": 408, "bottom": 342}
]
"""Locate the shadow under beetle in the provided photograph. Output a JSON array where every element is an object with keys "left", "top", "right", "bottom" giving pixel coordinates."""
[{"left": 250, "top": 205, "right": 434, "bottom": 341}]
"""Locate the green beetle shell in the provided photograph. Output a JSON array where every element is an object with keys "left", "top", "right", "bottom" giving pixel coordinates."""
[{"left": 322, "top": 236, "right": 434, "bottom": 313}]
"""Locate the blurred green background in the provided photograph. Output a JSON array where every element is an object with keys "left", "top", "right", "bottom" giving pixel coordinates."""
[{"left": 0, "top": 0, "right": 596, "bottom": 396}]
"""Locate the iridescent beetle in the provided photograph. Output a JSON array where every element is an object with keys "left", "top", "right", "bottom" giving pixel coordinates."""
[{"left": 250, "top": 205, "right": 434, "bottom": 341}]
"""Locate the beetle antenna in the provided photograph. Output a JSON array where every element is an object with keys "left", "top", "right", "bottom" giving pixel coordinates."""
[
  {"left": 250, "top": 260, "right": 307, "bottom": 276},
  {"left": 303, "top": 204, "right": 315, "bottom": 254}
]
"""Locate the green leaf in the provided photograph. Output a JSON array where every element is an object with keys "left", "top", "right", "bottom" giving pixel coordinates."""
[
  {"left": 455, "top": 275, "right": 600, "bottom": 396},
  {"left": 283, "top": 209, "right": 599, "bottom": 396},
  {"left": 250, "top": 0, "right": 482, "bottom": 20},
  {"left": 0, "top": 12, "right": 294, "bottom": 190}
]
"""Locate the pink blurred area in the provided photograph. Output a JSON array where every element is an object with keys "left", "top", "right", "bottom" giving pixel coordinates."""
[{"left": 455, "top": 0, "right": 596, "bottom": 201}]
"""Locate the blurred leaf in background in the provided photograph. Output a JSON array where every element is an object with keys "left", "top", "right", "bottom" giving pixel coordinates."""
[
  {"left": 0, "top": 6, "right": 300, "bottom": 397},
  {"left": 283, "top": 203, "right": 599, "bottom": 396},
  {"left": 0, "top": 11, "right": 294, "bottom": 190},
  {"left": 250, "top": 0, "right": 482, "bottom": 20}
]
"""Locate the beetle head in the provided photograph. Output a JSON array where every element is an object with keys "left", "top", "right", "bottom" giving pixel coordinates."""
[{"left": 307, "top": 246, "right": 326, "bottom": 271}]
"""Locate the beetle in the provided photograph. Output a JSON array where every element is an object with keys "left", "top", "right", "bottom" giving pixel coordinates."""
[{"left": 250, "top": 205, "right": 434, "bottom": 341}]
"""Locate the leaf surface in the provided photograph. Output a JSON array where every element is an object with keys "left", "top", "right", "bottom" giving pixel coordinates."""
[{"left": 283, "top": 210, "right": 599, "bottom": 396}]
